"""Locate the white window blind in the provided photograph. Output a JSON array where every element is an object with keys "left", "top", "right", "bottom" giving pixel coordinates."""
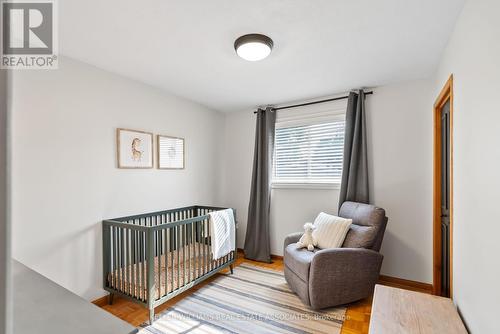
[{"left": 273, "top": 107, "right": 346, "bottom": 185}]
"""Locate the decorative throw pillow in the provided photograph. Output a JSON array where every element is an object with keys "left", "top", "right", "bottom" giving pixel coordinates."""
[{"left": 312, "top": 212, "right": 352, "bottom": 249}]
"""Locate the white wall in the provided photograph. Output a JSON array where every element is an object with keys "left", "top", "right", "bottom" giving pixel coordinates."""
[
  {"left": 221, "top": 78, "right": 434, "bottom": 283},
  {"left": 367, "top": 79, "right": 433, "bottom": 283},
  {"left": 432, "top": 0, "right": 500, "bottom": 332},
  {"left": 219, "top": 110, "right": 255, "bottom": 249},
  {"left": 0, "top": 69, "right": 12, "bottom": 334},
  {"left": 11, "top": 57, "right": 224, "bottom": 301}
]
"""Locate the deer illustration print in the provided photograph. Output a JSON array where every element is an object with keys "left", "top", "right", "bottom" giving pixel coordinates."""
[{"left": 131, "top": 138, "right": 143, "bottom": 161}]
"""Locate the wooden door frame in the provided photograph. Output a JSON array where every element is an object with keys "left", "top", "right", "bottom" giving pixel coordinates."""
[{"left": 433, "top": 74, "right": 454, "bottom": 297}]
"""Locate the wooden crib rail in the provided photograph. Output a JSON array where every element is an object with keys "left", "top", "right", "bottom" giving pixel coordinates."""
[
  {"left": 108, "top": 205, "right": 227, "bottom": 223},
  {"left": 110, "top": 205, "right": 197, "bottom": 222},
  {"left": 102, "top": 219, "right": 149, "bottom": 231}
]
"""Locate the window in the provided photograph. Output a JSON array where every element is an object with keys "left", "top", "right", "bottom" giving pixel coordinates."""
[{"left": 273, "top": 108, "right": 345, "bottom": 187}]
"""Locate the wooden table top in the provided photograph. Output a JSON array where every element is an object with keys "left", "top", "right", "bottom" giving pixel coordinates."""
[
  {"left": 13, "top": 260, "right": 137, "bottom": 334},
  {"left": 369, "top": 284, "right": 467, "bottom": 334}
]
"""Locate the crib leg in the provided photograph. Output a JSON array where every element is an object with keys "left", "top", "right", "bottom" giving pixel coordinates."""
[
  {"left": 229, "top": 264, "right": 234, "bottom": 275},
  {"left": 108, "top": 293, "right": 114, "bottom": 305},
  {"left": 149, "top": 308, "right": 154, "bottom": 324}
]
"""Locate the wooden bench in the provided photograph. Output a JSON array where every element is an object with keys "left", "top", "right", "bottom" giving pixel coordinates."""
[{"left": 369, "top": 284, "right": 467, "bottom": 333}]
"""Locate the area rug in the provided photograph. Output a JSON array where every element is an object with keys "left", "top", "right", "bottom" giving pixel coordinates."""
[{"left": 138, "top": 263, "right": 346, "bottom": 334}]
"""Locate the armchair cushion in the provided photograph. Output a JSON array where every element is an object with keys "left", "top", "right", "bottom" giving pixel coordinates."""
[
  {"left": 340, "top": 201, "right": 387, "bottom": 250},
  {"left": 342, "top": 224, "right": 378, "bottom": 249}
]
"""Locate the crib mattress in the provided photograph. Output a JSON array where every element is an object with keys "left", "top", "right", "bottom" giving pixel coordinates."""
[{"left": 107, "top": 242, "right": 230, "bottom": 300}]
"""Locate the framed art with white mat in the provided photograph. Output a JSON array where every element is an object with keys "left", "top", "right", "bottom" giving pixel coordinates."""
[
  {"left": 157, "top": 135, "right": 185, "bottom": 169},
  {"left": 116, "top": 128, "right": 154, "bottom": 169}
]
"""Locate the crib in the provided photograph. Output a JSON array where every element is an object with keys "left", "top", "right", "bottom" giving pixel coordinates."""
[{"left": 102, "top": 205, "right": 236, "bottom": 323}]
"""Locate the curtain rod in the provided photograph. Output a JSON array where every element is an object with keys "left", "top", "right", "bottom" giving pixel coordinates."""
[{"left": 254, "top": 91, "right": 374, "bottom": 113}]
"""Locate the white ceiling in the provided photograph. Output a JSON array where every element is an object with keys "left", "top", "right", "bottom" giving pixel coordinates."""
[{"left": 60, "top": 0, "right": 465, "bottom": 112}]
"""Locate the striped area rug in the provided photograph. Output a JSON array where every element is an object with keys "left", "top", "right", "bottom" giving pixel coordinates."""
[{"left": 138, "top": 263, "right": 346, "bottom": 334}]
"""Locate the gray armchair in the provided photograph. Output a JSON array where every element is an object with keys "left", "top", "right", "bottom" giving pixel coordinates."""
[{"left": 283, "top": 201, "right": 388, "bottom": 309}]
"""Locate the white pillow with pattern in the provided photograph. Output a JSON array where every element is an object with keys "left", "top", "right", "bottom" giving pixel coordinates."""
[{"left": 312, "top": 212, "right": 352, "bottom": 249}]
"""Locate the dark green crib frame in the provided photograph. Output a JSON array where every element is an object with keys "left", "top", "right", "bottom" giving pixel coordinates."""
[{"left": 102, "top": 205, "right": 236, "bottom": 324}]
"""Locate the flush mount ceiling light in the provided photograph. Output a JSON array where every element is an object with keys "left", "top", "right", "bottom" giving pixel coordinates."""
[{"left": 234, "top": 34, "right": 273, "bottom": 61}]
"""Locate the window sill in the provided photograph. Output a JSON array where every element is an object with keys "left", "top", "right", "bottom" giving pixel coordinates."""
[{"left": 271, "top": 182, "right": 341, "bottom": 190}]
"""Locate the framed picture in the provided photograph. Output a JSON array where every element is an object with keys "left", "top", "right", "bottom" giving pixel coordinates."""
[
  {"left": 157, "top": 135, "right": 185, "bottom": 169},
  {"left": 116, "top": 128, "right": 153, "bottom": 169}
]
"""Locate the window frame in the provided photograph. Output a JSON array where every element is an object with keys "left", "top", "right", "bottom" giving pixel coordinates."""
[{"left": 272, "top": 107, "right": 346, "bottom": 189}]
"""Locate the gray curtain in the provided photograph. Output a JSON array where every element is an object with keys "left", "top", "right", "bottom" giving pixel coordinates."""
[
  {"left": 244, "top": 107, "right": 276, "bottom": 263},
  {"left": 339, "top": 90, "right": 369, "bottom": 208}
]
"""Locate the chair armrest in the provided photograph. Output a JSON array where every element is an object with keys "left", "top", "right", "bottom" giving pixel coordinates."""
[
  {"left": 284, "top": 232, "right": 303, "bottom": 250},
  {"left": 312, "top": 247, "right": 383, "bottom": 267},
  {"left": 308, "top": 248, "right": 384, "bottom": 309}
]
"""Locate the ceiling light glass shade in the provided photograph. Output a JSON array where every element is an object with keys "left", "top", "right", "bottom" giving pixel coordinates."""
[{"left": 234, "top": 34, "right": 273, "bottom": 61}]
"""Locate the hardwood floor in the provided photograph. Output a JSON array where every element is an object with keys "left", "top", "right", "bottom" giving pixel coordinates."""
[{"left": 97, "top": 252, "right": 373, "bottom": 333}]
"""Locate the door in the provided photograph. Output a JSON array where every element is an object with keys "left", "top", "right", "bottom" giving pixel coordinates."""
[
  {"left": 440, "top": 100, "right": 450, "bottom": 297},
  {"left": 433, "top": 75, "right": 453, "bottom": 298}
]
